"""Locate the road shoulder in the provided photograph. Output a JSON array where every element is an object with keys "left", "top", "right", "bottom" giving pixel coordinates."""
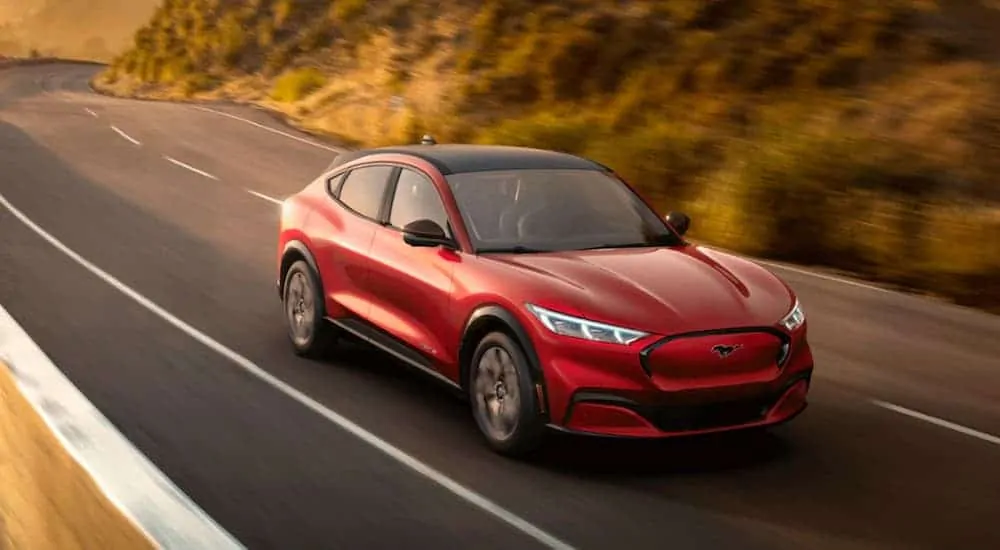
[{"left": 0, "top": 304, "right": 243, "bottom": 550}]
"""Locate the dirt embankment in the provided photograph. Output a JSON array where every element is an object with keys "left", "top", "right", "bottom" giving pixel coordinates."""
[{"left": 0, "top": 363, "right": 154, "bottom": 550}]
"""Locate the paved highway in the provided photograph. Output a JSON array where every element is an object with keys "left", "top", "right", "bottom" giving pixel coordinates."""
[{"left": 1, "top": 63, "right": 998, "bottom": 550}]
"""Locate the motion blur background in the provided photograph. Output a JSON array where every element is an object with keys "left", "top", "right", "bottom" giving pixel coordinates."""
[
  {"left": 3, "top": 3, "right": 1000, "bottom": 549},
  {"left": 2, "top": 0, "right": 999, "bottom": 310}
]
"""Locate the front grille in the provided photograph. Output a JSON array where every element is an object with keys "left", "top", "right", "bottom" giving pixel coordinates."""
[{"left": 642, "top": 395, "right": 776, "bottom": 432}]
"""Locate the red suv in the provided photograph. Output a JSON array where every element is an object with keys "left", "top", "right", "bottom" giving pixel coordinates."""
[{"left": 276, "top": 141, "right": 813, "bottom": 456}]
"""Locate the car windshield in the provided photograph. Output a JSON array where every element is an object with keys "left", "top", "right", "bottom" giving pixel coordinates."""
[{"left": 445, "top": 169, "right": 683, "bottom": 253}]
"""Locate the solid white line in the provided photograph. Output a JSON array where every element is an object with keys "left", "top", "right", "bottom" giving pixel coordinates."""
[
  {"left": 0, "top": 307, "right": 244, "bottom": 549},
  {"left": 0, "top": 191, "right": 576, "bottom": 550},
  {"left": 700, "top": 245, "right": 894, "bottom": 295},
  {"left": 245, "top": 189, "right": 283, "bottom": 205},
  {"left": 190, "top": 105, "right": 342, "bottom": 153},
  {"left": 110, "top": 125, "right": 141, "bottom": 146},
  {"left": 756, "top": 260, "right": 893, "bottom": 294},
  {"left": 164, "top": 155, "right": 219, "bottom": 181},
  {"left": 872, "top": 400, "right": 1000, "bottom": 446},
  {"left": 84, "top": 107, "right": 98, "bottom": 118}
]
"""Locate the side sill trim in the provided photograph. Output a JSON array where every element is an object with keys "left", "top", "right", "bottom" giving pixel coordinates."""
[{"left": 327, "top": 317, "right": 462, "bottom": 392}]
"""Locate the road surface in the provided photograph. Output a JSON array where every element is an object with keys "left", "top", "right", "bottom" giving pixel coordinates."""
[{"left": 1, "top": 63, "right": 999, "bottom": 550}]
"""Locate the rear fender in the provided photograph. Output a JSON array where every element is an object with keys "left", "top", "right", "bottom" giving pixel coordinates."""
[{"left": 279, "top": 240, "right": 320, "bottom": 297}]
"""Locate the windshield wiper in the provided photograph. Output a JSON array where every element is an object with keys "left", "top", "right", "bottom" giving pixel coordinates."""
[
  {"left": 578, "top": 239, "right": 679, "bottom": 251},
  {"left": 477, "top": 245, "right": 548, "bottom": 254}
]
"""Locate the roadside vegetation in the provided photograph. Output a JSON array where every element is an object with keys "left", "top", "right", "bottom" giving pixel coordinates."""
[
  {"left": 0, "top": 1, "right": 158, "bottom": 62},
  {"left": 95, "top": 0, "right": 1000, "bottom": 310}
]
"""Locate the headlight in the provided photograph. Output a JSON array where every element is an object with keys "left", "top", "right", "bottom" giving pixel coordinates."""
[
  {"left": 525, "top": 304, "right": 649, "bottom": 345},
  {"left": 780, "top": 299, "right": 806, "bottom": 331}
]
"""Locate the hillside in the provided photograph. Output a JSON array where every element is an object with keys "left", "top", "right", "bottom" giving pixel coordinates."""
[
  {"left": 0, "top": 0, "right": 157, "bottom": 61},
  {"left": 96, "top": 0, "right": 1000, "bottom": 310}
]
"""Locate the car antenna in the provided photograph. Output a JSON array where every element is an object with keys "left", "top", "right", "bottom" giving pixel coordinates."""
[{"left": 420, "top": 134, "right": 437, "bottom": 145}]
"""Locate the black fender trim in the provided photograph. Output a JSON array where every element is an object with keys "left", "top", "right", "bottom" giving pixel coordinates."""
[
  {"left": 278, "top": 240, "right": 320, "bottom": 297},
  {"left": 461, "top": 305, "right": 550, "bottom": 418}
]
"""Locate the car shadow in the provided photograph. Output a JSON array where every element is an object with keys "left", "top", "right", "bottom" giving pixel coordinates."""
[{"left": 531, "top": 426, "right": 791, "bottom": 479}]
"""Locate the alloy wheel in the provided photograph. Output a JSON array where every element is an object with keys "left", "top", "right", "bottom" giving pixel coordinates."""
[
  {"left": 473, "top": 345, "right": 522, "bottom": 441},
  {"left": 285, "top": 270, "right": 315, "bottom": 347}
]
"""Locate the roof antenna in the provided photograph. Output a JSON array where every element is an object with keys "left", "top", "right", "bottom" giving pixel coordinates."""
[{"left": 420, "top": 134, "right": 437, "bottom": 145}]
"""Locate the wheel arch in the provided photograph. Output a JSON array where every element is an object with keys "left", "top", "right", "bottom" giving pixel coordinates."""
[
  {"left": 459, "top": 304, "right": 550, "bottom": 418},
  {"left": 279, "top": 240, "right": 321, "bottom": 298}
]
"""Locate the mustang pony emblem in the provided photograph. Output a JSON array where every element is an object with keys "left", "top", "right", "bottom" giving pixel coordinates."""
[{"left": 711, "top": 344, "right": 742, "bottom": 358}]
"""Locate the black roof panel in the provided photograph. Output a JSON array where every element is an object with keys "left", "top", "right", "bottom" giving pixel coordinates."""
[{"left": 327, "top": 144, "right": 609, "bottom": 175}]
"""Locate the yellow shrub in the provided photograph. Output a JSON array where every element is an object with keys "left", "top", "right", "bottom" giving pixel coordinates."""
[{"left": 270, "top": 67, "right": 327, "bottom": 103}]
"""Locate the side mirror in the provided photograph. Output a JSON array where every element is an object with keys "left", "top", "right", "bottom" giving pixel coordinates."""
[
  {"left": 402, "top": 219, "right": 453, "bottom": 248},
  {"left": 665, "top": 211, "right": 691, "bottom": 236}
]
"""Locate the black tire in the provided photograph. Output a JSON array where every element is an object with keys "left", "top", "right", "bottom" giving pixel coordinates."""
[
  {"left": 282, "top": 260, "right": 337, "bottom": 358},
  {"left": 467, "top": 331, "right": 547, "bottom": 457}
]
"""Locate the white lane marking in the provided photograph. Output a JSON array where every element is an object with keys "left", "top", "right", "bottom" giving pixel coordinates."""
[
  {"left": 0, "top": 192, "right": 576, "bottom": 550},
  {"left": 756, "top": 260, "right": 893, "bottom": 294},
  {"left": 85, "top": 107, "right": 98, "bottom": 118},
  {"left": 0, "top": 308, "right": 244, "bottom": 549},
  {"left": 246, "top": 189, "right": 283, "bottom": 205},
  {"left": 190, "top": 105, "right": 342, "bottom": 153},
  {"left": 700, "top": 245, "right": 894, "bottom": 295},
  {"left": 110, "top": 125, "right": 141, "bottom": 146},
  {"left": 873, "top": 400, "right": 1000, "bottom": 446},
  {"left": 163, "top": 155, "right": 219, "bottom": 181}
]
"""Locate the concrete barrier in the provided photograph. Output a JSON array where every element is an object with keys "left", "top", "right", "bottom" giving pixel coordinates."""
[{"left": 0, "top": 304, "right": 244, "bottom": 549}]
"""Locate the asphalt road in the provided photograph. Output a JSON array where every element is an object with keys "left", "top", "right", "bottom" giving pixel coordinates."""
[{"left": 2, "top": 63, "right": 999, "bottom": 550}]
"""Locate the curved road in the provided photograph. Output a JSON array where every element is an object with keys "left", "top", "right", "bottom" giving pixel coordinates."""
[{"left": 2, "top": 63, "right": 999, "bottom": 550}]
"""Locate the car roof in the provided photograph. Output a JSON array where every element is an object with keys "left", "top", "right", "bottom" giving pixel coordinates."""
[{"left": 326, "top": 144, "right": 611, "bottom": 175}]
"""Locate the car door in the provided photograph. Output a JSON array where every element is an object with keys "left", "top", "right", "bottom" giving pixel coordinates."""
[
  {"left": 307, "top": 164, "right": 395, "bottom": 319},
  {"left": 366, "top": 166, "right": 460, "bottom": 370}
]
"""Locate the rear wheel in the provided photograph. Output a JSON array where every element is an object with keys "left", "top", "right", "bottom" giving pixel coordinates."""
[
  {"left": 468, "top": 331, "right": 546, "bottom": 457},
  {"left": 282, "top": 260, "right": 337, "bottom": 358}
]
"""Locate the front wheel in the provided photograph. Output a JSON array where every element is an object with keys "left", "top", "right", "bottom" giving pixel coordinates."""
[
  {"left": 282, "top": 260, "right": 337, "bottom": 358},
  {"left": 468, "top": 332, "right": 547, "bottom": 457}
]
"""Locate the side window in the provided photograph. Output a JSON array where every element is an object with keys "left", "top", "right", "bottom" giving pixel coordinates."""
[
  {"left": 326, "top": 173, "right": 345, "bottom": 195},
  {"left": 336, "top": 166, "right": 394, "bottom": 219},
  {"left": 388, "top": 169, "right": 452, "bottom": 235}
]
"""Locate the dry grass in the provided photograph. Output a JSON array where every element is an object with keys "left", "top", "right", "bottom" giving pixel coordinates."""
[{"left": 0, "top": 364, "right": 154, "bottom": 550}]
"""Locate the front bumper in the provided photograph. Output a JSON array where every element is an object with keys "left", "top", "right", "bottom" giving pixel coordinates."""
[{"left": 536, "top": 324, "right": 814, "bottom": 439}]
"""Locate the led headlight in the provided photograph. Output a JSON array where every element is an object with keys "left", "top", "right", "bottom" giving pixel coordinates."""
[
  {"left": 780, "top": 299, "right": 806, "bottom": 331},
  {"left": 526, "top": 304, "right": 649, "bottom": 345}
]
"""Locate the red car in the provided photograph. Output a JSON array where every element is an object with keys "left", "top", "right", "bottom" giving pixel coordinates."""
[{"left": 276, "top": 139, "right": 813, "bottom": 456}]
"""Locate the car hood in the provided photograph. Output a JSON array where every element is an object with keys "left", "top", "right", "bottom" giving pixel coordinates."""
[{"left": 486, "top": 245, "right": 795, "bottom": 335}]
